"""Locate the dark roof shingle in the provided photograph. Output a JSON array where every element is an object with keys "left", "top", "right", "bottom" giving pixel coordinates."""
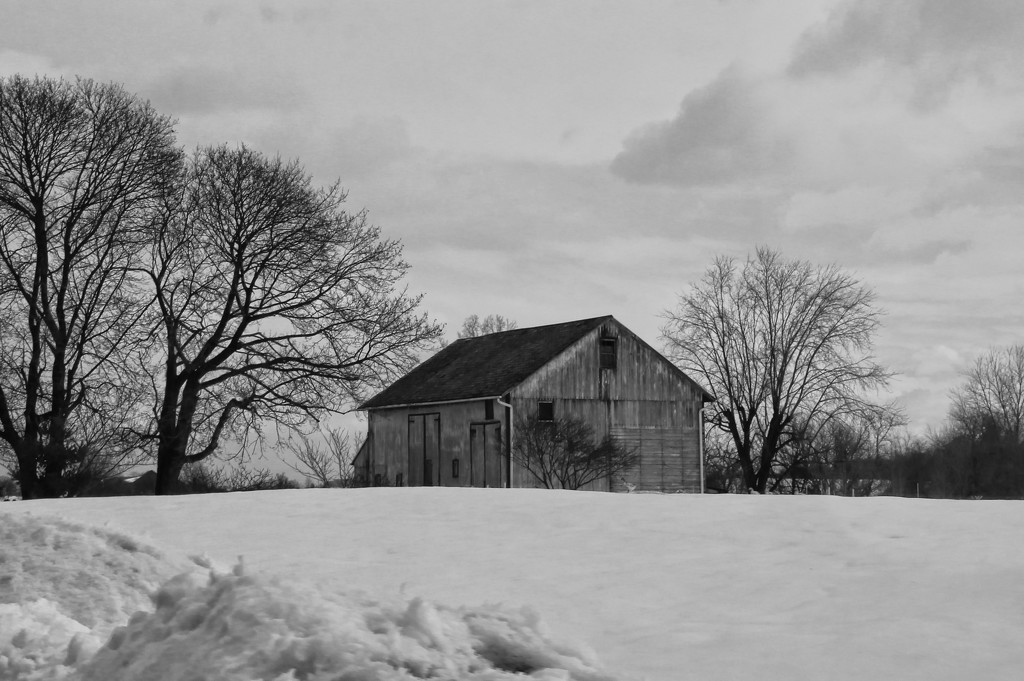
[{"left": 360, "top": 316, "right": 611, "bottom": 409}]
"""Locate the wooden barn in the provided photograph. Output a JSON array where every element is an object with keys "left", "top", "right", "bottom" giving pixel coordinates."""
[{"left": 358, "top": 315, "right": 713, "bottom": 492}]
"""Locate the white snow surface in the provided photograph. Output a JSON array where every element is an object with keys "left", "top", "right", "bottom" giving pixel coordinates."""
[{"left": 2, "top": 488, "right": 1023, "bottom": 680}]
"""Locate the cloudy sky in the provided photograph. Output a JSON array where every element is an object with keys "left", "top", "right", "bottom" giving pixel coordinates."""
[{"left": 4, "top": 0, "right": 1023, "bottom": 434}]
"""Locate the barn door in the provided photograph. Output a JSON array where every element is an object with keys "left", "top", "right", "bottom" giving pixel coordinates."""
[
  {"left": 469, "top": 422, "right": 503, "bottom": 488},
  {"left": 408, "top": 414, "right": 440, "bottom": 486},
  {"left": 425, "top": 415, "right": 439, "bottom": 486}
]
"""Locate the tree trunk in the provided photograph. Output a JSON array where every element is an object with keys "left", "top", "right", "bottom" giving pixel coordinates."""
[
  {"left": 14, "top": 440, "right": 40, "bottom": 500},
  {"left": 738, "top": 454, "right": 758, "bottom": 492},
  {"left": 153, "top": 383, "right": 198, "bottom": 495},
  {"left": 154, "top": 442, "right": 185, "bottom": 495}
]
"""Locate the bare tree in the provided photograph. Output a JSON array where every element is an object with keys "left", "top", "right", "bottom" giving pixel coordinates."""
[
  {"left": 281, "top": 427, "right": 356, "bottom": 487},
  {"left": 778, "top": 403, "right": 905, "bottom": 495},
  {"left": 0, "top": 75, "right": 179, "bottom": 498},
  {"left": 141, "top": 145, "right": 442, "bottom": 494},
  {"left": 662, "top": 248, "right": 892, "bottom": 493},
  {"left": 457, "top": 314, "right": 518, "bottom": 338},
  {"left": 949, "top": 345, "right": 1024, "bottom": 442},
  {"left": 702, "top": 428, "right": 745, "bottom": 493},
  {"left": 511, "top": 413, "right": 638, "bottom": 490},
  {"left": 178, "top": 462, "right": 298, "bottom": 493}
]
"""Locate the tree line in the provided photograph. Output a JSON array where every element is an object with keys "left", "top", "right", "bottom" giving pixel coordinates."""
[
  {"left": 663, "top": 249, "right": 1024, "bottom": 498},
  {"left": 0, "top": 75, "right": 441, "bottom": 498}
]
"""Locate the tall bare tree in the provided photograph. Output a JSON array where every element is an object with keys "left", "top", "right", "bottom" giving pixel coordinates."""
[
  {"left": 662, "top": 248, "right": 892, "bottom": 492},
  {"left": 141, "top": 145, "right": 441, "bottom": 494},
  {"left": 949, "top": 345, "right": 1024, "bottom": 442},
  {"left": 0, "top": 75, "right": 179, "bottom": 498}
]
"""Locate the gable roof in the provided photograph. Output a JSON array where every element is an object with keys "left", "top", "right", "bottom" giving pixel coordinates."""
[{"left": 360, "top": 316, "right": 612, "bottom": 410}]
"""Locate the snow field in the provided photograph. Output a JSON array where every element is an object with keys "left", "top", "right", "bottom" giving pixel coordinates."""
[{"left": 3, "top": 488, "right": 1024, "bottom": 680}]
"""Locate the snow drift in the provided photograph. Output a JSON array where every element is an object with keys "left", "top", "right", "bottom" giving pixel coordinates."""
[
  {"left": 0, "top": 512, "right": 618, "bottom": 680},
  {"left": 0, "top": 514, "right": 195, "bottom": 680},
  {"left": 80, "top": 567, "right": 615, "bottom": 681}
]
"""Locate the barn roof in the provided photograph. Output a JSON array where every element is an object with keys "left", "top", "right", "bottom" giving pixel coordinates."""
[{"left": 359, "top": 316, "right": 612, "bottom": 410}]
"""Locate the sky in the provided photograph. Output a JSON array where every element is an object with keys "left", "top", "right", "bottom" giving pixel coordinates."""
[
  {"left": 5, "top": 490, "right": 1024, "bottom": 680},
  {"left": 3, "top": 0, "right": 1024, "bottom": 436}
]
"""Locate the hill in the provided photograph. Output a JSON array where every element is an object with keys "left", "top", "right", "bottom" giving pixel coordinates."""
[{"left": 3, "top": 489, "right": 1023, "bottom": 679}]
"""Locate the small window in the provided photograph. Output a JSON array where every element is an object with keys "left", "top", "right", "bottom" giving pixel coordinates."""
[
  {"left": 538, "top": 400, "right": 554, "bottom": 422},
  {"left": 484, "top": 399, "right": 494, "bottom": 420},
  {"left": 452, "top": 458, "right": 460, "bottom": 478},
  {"left": 600, "top": 337, "right": 617, "bottom": 370}
]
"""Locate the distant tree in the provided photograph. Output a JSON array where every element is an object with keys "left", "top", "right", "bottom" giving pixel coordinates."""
[
  {"left": 0, "top": 474, "right": 17, "bottom": 497},
  {"left": 177, "top": 462, "right": 298, "bottom": 494},
  {"left": 702, "top": 429, "right": 745, "bottom": 493},
  {"left": 662, "top": 248, "right": 892, "bottom": 493},
  {"left": 910, "top": 345, "right": 1024, "bottom": 499},
  {"left": 281, "top": 427, "right": 357, "bottom": 487},
  {"left": 949, "top": 345, "right": 1024, "bottom": 442},
  {"left": 457, "top": 314, "right": 518, "bottom": 338},
  {"left": 778, "top": 403, "right": 905, "bottom": 495},
  {"left": 140, "top": 144, "right": 442, "bottom": 494},
  {"left": 0, "top": 75, "right": 180, "bottom": 499},
  {"left": 511, "top": 413, "right": 638, "bottom": 490},
  {"left": 922, "top": 422, "right": 1022, "bottom": 499}
]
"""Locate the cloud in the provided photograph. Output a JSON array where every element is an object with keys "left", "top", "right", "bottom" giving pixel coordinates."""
[
  {"left": 789, "top": 0, "right": 1024, "bottom": 107},
  {"left": 140, "top": 63, "right": 305, "bottom": 116},
  {"left": 0, "top": 49, "right": 62, "bottom": 78},
  {"left": 202, "top": 2, "right": 336, "bottom": 26},
  {"left": 948, "top": 137, "right": 1024, "bottom": 208},
  {"left": 250, "top": 115, "right": 415, "bottom": 182},
  {"left": 327, "top": 116, "right": 415, "bottom": 177},
  {"left": 610, "top": 68, "right": 795, "bottom": 187}
]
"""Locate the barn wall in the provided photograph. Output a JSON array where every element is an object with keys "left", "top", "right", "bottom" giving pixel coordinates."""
[
  {"left": 510, "top": 320, "right": 705, "bottom": 492},
  {"left": 366, "top": 400, "right": 509, "bottom": 488},
  {"left": 513, "top": 321, "right": 706, "bottom": 405}
]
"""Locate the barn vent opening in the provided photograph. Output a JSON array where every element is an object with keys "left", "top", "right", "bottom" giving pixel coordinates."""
[
  {"left": 600, "top": 337, "right": 617, "bottom": 370},
  {"left": 538, "top": 400, "right": 554, "bottom": 422}
]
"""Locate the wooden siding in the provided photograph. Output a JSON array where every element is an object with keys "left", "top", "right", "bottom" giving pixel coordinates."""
[
  {"left": 507, "top": 397, "right": 701, "bottom": 492},
  {"left": 609, "top": 427, "right": 701, "bottom": 493},
  {"left": 367, "top": 400, "right": 509, "bottom": 488},
  {"left": 509, "top": 320, "right": 703, "bottom": 492},
  {"left": 513, "top": 321, "right": 705, "bottom": 404}
]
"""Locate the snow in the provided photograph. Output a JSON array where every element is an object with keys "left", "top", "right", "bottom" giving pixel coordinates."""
[
  {"left": 2, "top": 489, "right": 1024, "bottom": 680},
  {"left": 0, "top": 515, "right": 194, "bottom": 680}
]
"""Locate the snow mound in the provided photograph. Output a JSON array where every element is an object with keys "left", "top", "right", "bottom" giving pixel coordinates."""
[
  {"left": 79, "top": 564, "right": 619, "bottom": 681},
  {"left": 0, "top": 513, "right": 619, "bottom": 680},
  {"left": 0, "top": 514, "right": 194, "bottom": 680},
  {"left": 0, "top": 599, "right": 93, "bottom": 681}
]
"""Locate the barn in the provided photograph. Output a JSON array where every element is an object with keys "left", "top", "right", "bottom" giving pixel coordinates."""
[{"left": 358, "top": 315, "right": 713, "bottom": 492}]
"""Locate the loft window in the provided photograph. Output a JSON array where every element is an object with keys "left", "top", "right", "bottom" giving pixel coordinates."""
[
  {"left": 600, "top": 337, "right": 617, "bottom": 370},
  {"left": 452, "top": 458, "right": 460, "bottom": 478},
  {"left": 538, "top": 400, "right": 554, "bottom": 422},
  {"left": 485, "top": 399, "right": 494, "bottom": 420}
]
